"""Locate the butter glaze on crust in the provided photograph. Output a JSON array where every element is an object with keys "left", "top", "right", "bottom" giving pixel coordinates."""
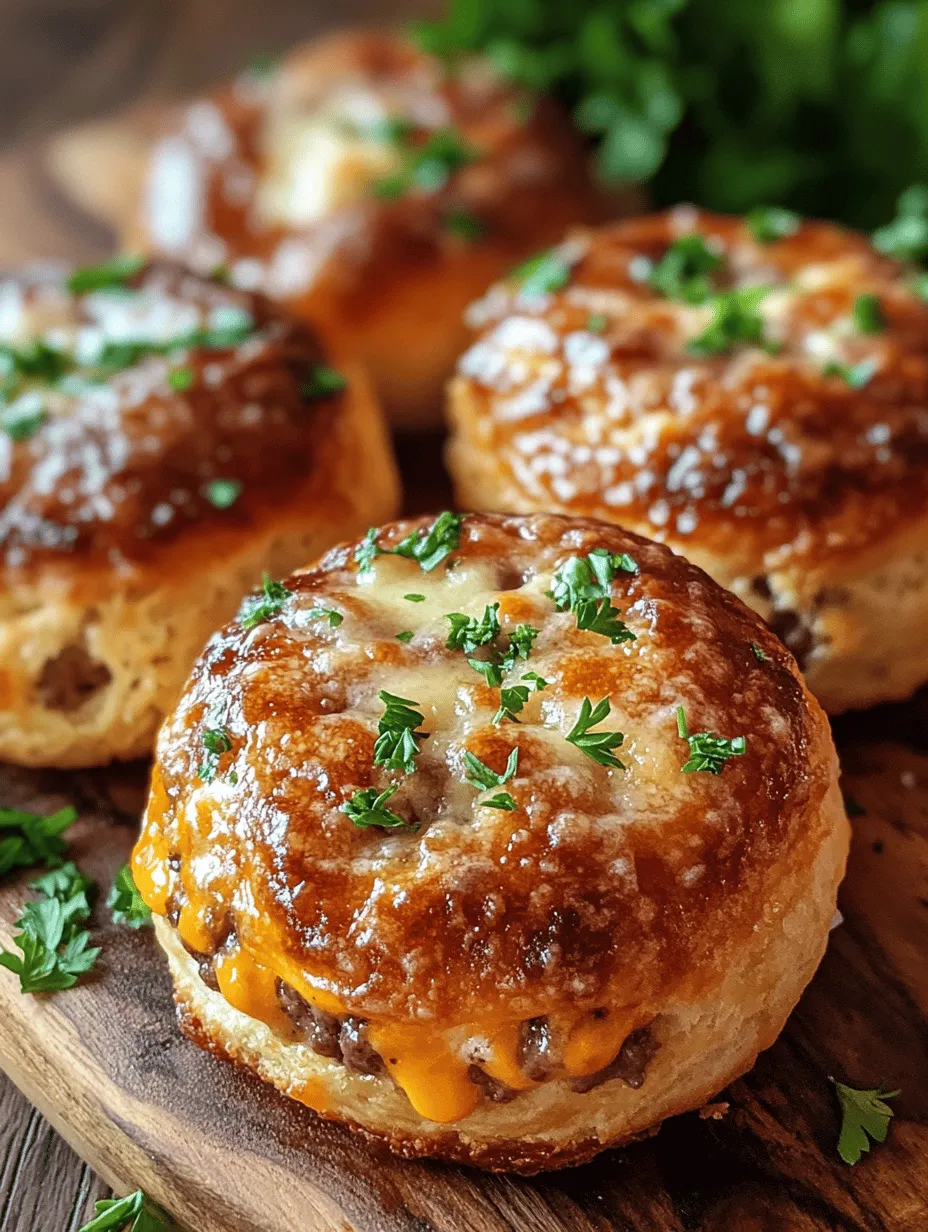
[
  {"left": 128, "top": 30, "right": 610, "bottom": 427},
  {"left": 0, "top": 263, "right": 399, "bottom": 766},
  {"left": 134, "top": 512, "right": 848, "bottom": 1168},
  {"left": 447, "top": 209, "right": 928, "bottom": 711}
]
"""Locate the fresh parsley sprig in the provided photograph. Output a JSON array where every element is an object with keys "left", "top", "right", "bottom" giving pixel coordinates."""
[
  {"left": 305, "top": 607, "right": 343, "bottom": 628},
  {"left": 833, "top": 1080, "right": 899, "bottom": 1165},
  {"left": 239, "top": 574, "right": 290, "bottom": 630},
  {"left": 0, "top": 861, "right": 99, "bottom": 993},
  {"left": 342, "top": 785, "right": 410, "bottom": 830},
  {"left": 648, "top": 234, "right": 722, "bottom": 305},
  {"left": 566, "top": 697, "right": 625, "bottom": 769},
  {"left": 77, "top": 1188, "right": 173, "bottom": 1232},
  {"left": 446, "top": 603, "right": 500, "bottom": 653},
  {"left": 687, "top": 286, "right": 771, "bottom": 356},
  {"left": 551, "top": 550, "right": 637, "bottom": 644},
  {"left": 373, "top": 692, "right": 427, "bottom": 774},
  {"left": 575, "top": 596, "right": 636, "bottom": 644},
  {"left": 356, "top": 512, "right": 463, "bottom": 573},
  {"left": 108, "top": 864, "right": 152, "bottom": 929},
  {"left": 494, "top": 684, "right": 531, "bottom": 725},
  {"left": 676, "top": 706, "right": 745, "bottom": 773},
  {"left": 746, "top": 206, "right": 801, "bottom": 244},
  {"left": 0, "top": 805, "right": 77, "bottom": 878},
  {"left": 464, "top": 748, "right": 519, "bottom": 792}
]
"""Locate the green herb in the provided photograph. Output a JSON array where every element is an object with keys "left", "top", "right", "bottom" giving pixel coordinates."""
[
  {"left": 648, "top": 234, "right": 722, "bottom": 305},
  {"left": 357, "top": 512, "right": 463, "bottom": 573},
  {"left": 0, "top": 805, "right": 77, "bottom": 879},
  {"left": 587, "top": 312, "right": 608, "bottom": 333},
  {"left": 482, "top": 793, "right": 517, "bottom": 810},
  {"left": 446, "top": 603, "right": 501, "bottom": 653},
  {"left": 198, "top": 727, "right": 233, "bottom": 782},
  {"left": 751, "top": 643, "right": 768, "bottom": 662},
  {"left": 342, "top": 785, "right": 409, "bottom": 830},
  {"left": 77, "top": 1188, "right": 172, "bottom": 1232},
  {"left": 67, "top": 254, "right": 145, "bottom": 295},
  {"left": 575, "top": 596, "right": 635, "bottom": 644},
  {"left": 305, "top": 607, "right": 343, "bottom": 627},
  {"left": 467, "top": 658, "right": 503, "bottom": 687},
  {"left": 676, "top": 706, "right": 745, "bottom": 773},
  {"left": 194, "top": 306, "right": 255, "bottom": 349},
  {"left": 464, "top": 748, "right": 519, "bottom": 791},
  {"left": 687, "top": 286, "right": 770, "bottom": 356},
  {"left": 551, "top": 550, "right": 637, "bottom": 643},
  {"left": 521, "top": 670, "right": 548, "bottom": 691},
  {"left": 853, "top": 293, "right": 885, "bottom": 335},
  {"left": 373, "top": 691, "right": 426, "bottom": 774},
  {"left": 444, "top": 209, "right": 487, "bottom": 241},
  {"left": 910, "top": 272, "right": 928, "bottom": 303},
  {"left": 404, "top": 593, "right": 426, "bottom": 603},
  {"left": 745, "top": 206, "right": 801, "bottom": 244},
  {"left": 500, "top": 624, "right": 539, "bottom": 668},
  {"left": 873, "top": 185, "right": 928, "bottom": 263},
  {"left": 566, "top": 697, "right": 625, "bottom": 769},
  {"left": 494, "top": 684, "right": 531, "bottom": 725},
  {"left": 203, "top": 478, "right": 242, "bottom": 509},
  {"left": 239, "top": 574, "right": 289, "bottom": 630},
  {"left": 373, "top": 127, "right": 479, "bottom": 199},
  {"left": 168, "top": 367, "right": 194, "bottom": 391},
  {"left": 0, "top": 861, "right": 99, "bottom": 993},
  {"left": 834, "top": 1080, "right": 899, "bottom": 1165},
  {"left": 396, "top": 631, "right": 414, "bottom": 643},
  {"left": 822, "top": 358, "right": 877, "bottom": 389},
  {"left": 513, "top": 249, "right": 572, "bottom": 297},
  {"left": 107, "top": 864, "right": 152, "bottom": 928},
  {"left": 368, "top": 116, "right": 416, "bottom": 145},
  {"left": 0, "top": 396, "right": 45, "bottom": 441},
  {"left": 302, "top": 364, "right": 347, "bottom": 399}
]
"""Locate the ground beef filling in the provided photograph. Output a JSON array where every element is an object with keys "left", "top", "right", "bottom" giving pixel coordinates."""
[{"left": 176, "top": 923, "right": 658, "bottom": 1100}]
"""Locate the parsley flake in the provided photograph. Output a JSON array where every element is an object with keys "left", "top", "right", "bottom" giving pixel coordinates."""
[
  {"left": 108, "top": 863, "right": 152, "bottom": 928},
  {"left": 1, "top": 396, "right": 45, "bottom": 441},
  {"left": 203, "top": 478, "right": 242, "bottom": 509},
  {"left": 444, "top": 209, "right": 487, "bottom": 241},
  {"left": 467, "top": 657, "right": 503, "bottom": 687},
  {"left": 494, "top": 684, "right": 531, "bottom": 725},
  {"left": 566, "top": 697, "right": 625, "bottom": 768},
  {"left": 373, "top": 127, "right": 479, "bottom": 199},
  {"left": 396, "top": 631, "right": 414, "bottom": 643},
  {"left": 464, "top": 747, "right": 519, "bottom": 791},
  {"left": 168, "top": 367, "right": 194, "bottom": 391},
  {"left": 853, "top": 293, "right": 885, "bottom": 334},
  {"left": 306, "top": 607, "right": 343, "bottom": 627},
  {"left": 0, "top": 804, "right": 77, "bottom": 878},
  {"left": 687, "top": 286, "right": 771, "bottom": 356},
  {"left": 342, "top": 785, "right": 410, "bottom": 830},
  {"left": 198, "top": 726, "right": 233, "bottom": 783},
  {"left": 302, "top": 364, "right": 347, "bottom": 399},
  {"left": 67, "top": 254, "right": 145, "bottom": 295},
  {"left": 356, "top": 512, "right": 463, "bottom": 574},
  {"left": 676, "top": 706, "right": 745, "bottom": 773},
  {"left": 648, "top": 233, "right": 722, "bottom": 304},
  {"left": 482, "top": 793, "right": 517, "bottom": 811},
  {"left": 446, "top": 603, "right": 501, "bottom": 653},
  {"left": 521, "top": 670, "right": 548, "bottom": 691},
  {"left": 240, "top": 574, "right": 289, "bottom": 630},
  {"left": 587, "top": 312, "right": 608, "bottom": 333},
  {"left": 873, "top": 185, "right": 928, "bottom": 263},
  {"left": 77, "top": 1188, "right": 172, "bottom": 1232},
  {"left": 404, "top": 593, "right": 426, "bottom": 603},
  {"left": 513, "top": 249, "right": 572, "bottom": 297},
  {"left": 822, "top": 358, "right": 877, "bottom": 389},
  {"left": 501, "top": 624, "right": 539, "bottom": 668},
  {"left": 745, "top": 206, "right": 801, "bottom": 244},
  {"left": 575, "top": 596, "right": 636, "bottom": 644},
  {"left": 374, "top": 691, "right": 426, "bottom": 773},
  {"left": 551, "top": 550, "right": 637, "bottom": 643},
  {"left": 751, "top": 642, "right": 768, "bottom": 662},
  {"left": 834, "top": 1080, "right": 899, "bottom": 1165}
]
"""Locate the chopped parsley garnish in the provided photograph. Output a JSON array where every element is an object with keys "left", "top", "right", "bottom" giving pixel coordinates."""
[
  {"left": 0, "top": 860, "right": 99, "bottom": 993},
  {"left": 587, "top": 312, "right": 608, "bottom": 333},
  {"left": 396, "top": 631, "right": 414, "bottom": 643},
  {"left": 494, "top": 684, "right": 531, "bottom": 725},
  {"left": 198, "top": 726, "right": 233, "bottom": 783},
  {"left": 77, "top": 1188, "right": 172, "bottom": 1232},
  {"left": 67, "top": 253, "right": 145, "bottom": 295},
  {"left": 302, "top": 364, "right": 347, "bottom": 399},
  {"left": 239, "top": 574, "right": 289, "bottom": 630},
  {"left": 751, "top": 642, "right": 768, "bottom": 662},
  {"left": 467, "top": 658, "right": 503, "bottom": 687},
  {"left": 575, "top": 596, "right": 636, "bottom": 644},
  {"left": 357, "top": 512, "right": 463, "bottom": 573},
  {"left": 446, "top": 603, "right": 500, "bottom": 653},
  {"left": 464, "top": 747, "right": 519, "bottom": 791},
  {"left": 203, "top": 478, "right": 242, "bottom": 509},
  {"left": 834, "top": 1080, "right": 899, "bottom": 1165},
  {"left": 676, "top": 706, "right": 745, "bottom": 773},
  {"left": 0, "top": 804, "right": 77, "bottom": 878},
  {"left": 1, "top": 396, "right": 45, "bottom": 441},
  {"left": 521, "top": 670, "right": 548, "bottom": 691},
  {"left": 368, "top": 115, "right": 416, "bottom": 145},
  {"left": 687, "top": 286, "right": 771, "bottom": 356},
  {"left": 373, "top": 127, "right": 479, "bottom": 199},
  {"left": 513, "top": 249, "right": 572, "bottom": 297},
  {"left": 168, "top": 367, "right": 194, "bottom": 391},
  {"left": 443, "top": 209, "right": 487, "bottom": 241},
  {"left": 910, "top": 272, "right": 928, "bottom": 303},
  {"left": 822, "top": 358, "right": 877, "bottom": 389},
  {"left": 852, "top": 293, "right": 885, "bottom": 334},
  {"left": 873, "top": 185, "right": 928, "bottom": 263},
  {"left": 107, "top": 864, "right": 152, "bottom": 929},
  {"left": 648, "top": 234, "right": 722, "bottom": 305},
  {"left": 342, "top": 785, "right": 409, "bottom": 830},
  {"left": 404, "top": 593, "right": 426, "bottom": 603},
  {"left": 501, "top": 624, "right": 538, "bottom": 668},
  {"left": 373, "top": 691, "right": 426, "bottom": 774},
  {"left": 482, "top": 793, "right": 517, "bottom": 810},
  {"left": 745, "top": 206, "right": 801, "bottom": 244},
  {"left": 305, "top": 607, "right": 343, "bottom": 627},
  {"left": 551, "top": 549, "right": 637, "bottom": 644},
  {"left": 566, "top": 697, "right": 625, "bottom": 768}
]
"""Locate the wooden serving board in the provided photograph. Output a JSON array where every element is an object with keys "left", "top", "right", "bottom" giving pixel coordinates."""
[{"left": 0, "top": 130, "right": 927, "bottom": 1232}]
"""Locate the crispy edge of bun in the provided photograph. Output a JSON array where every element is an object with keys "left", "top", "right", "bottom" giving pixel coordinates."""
[
  {"left": 446, "top": 377, "right": 928, "bottom": 714},
  {"left": 0, "top": 363, "right": 399, "bottom": 767}
]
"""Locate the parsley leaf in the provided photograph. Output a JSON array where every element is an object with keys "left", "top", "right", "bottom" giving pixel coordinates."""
[
  {"left": 500, "top": 624, "right": 538, "bottom": 669},
  {"left": 464, "top": 748, "right": 519, "bottom": 791},
  {"left": 751, "top": 642, "right": 768, "bottom": 662},
  {"left": 197, "top": 726, "right": 233, "bottom": 783},
  {"left": 203, "top": 478, "right": 242, "bottom": 509},
  {"left": 239, "top": 574, "right": 289, "bottom": 630},
  {"left": 357, "top": 512, "right": 463, "bottom": 573},
  {"left": 446, "top": 603, "right": 500, "bottom": 653},
  {"left": 745, "top": 206, "right": 801, "bottom": 244},
  {"left": 551, "top": 550, "right": 637, "bottom": 643},
  {"left": 0, "top": 862, "right": 99, "bottom": 993},
  {"left": 168, "top": 366, "right": 194, "bottom": 391},
  {"left": 873, "top": 185, "right": 928, "bottom": 263},
  {"left": 404, "top": 593, "right": 425, "bottom": 602},
  {"left": 852, "top": 293, "right": 885, "bottom": 335},
  {"left": 373, "top": 127, "right": 479, "bottom": 199},
  {"left": 467, "top": 658, "right": 503, "bottom": 687},
  {"left": 373, "top": 691, "right": 426, "bottom": 774},
  {"left": 575, "top": 596, "right": 636, "bottom": 644},
  {"left": 396, "top": 630, "right": 414, "bottom": 643},
  {"left": 521, "top": 670, "right": 548, "bottom": 691},
  {"left": 67, "top": 254, "right": 145, "bottom": 295},
  {"left": 834, "top": 1080, "right": 899, "bottom": 1165},
  {"left": 648, "top": 234, "right": 722, "bottom": 305},
  {"left": 687, "top": 286, "right": 771, "bottom": 356},
  {"left": 566, "top": 697, "right": 625, "bottom": 768},
  {"left": 444, "top": 209, "right": 487, "bottom": 241},
  {"left": 822, "top": 358, "right": 877, "bottom": 389},
  {"left": 587, "top": 312, "right": 608, "bottom": 333},
  {"left": 107, "top": 863, "right": 152, "bottom": 928},
  {"left": 482, "top": 793, "right": 517, "bottom": 810},
  {"left": 676, "top": 706, "right": 745, "bottom": 774},
  {"left": 305, "top": 607, "right": 343, "bottom": 627},
  {"left": 0, "top": 804, "right": 77, "bottom": 878},
  {"left": 513, "top": 249, "right": 572, "bottom": 297},
  {"left": 342, "top": 785, "right": 409, "bottom": 830},
  {"left": 77, "top": 1188, "right": 172, "bottom": 1232},
  {"left": 494, "top": 684, "right": 531, "bottom": 725},
  {"left": 302, "top": 364, "right": 347, "bottom": 399}
]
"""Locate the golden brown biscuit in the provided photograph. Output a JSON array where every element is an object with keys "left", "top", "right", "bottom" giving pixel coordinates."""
[
  {"left": 0, "top": 259, "right": 399, "bottom": 767},
  {"left": 133, "top": 511, "right": 847, "bottom": 1172},
  {"left": 104, "top": 31, "right": 612, "bottom": 428},
  {"left": 447, "top": 208, "right": 928, "bottom": 712}
]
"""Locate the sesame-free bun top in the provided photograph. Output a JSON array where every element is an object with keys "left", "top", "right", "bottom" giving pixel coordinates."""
[
  {"left": 130, "top": 30, "right": 610, "bottom": 425},
  {"left": 134, "top": 511, "right": 840, "bottom": 1127},
  {"left": 450, "top": 208, "right": 928, "bottom": 576}
]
